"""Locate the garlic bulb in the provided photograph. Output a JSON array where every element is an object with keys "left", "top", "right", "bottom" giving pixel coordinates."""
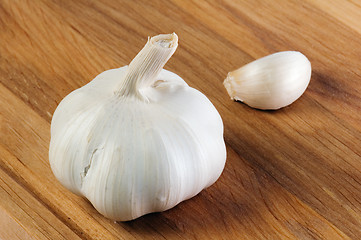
[
  {"left": 49, "top": 33, "right": 226, "bottom": 221},
  {"left": 223, "top": 51, "right": 311, "bottom": 110}
]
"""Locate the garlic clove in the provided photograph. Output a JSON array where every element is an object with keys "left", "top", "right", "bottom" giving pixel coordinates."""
[{"left": 224, "top": 51, "right": 311, "bottom": 110}]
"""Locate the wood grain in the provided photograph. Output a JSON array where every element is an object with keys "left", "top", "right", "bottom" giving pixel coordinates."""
[{"left": 1, "top": 0, "right": 360, "bottom": 239}]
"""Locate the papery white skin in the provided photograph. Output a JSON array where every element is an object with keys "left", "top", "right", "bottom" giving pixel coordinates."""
[
  {"left": 49, "top": 33, "right": 226, "bottom": 221},
  {"left": 224, "top": 51, "right": 311, "bottom": 110}
]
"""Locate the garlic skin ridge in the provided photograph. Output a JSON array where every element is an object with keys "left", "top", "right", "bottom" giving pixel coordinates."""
[
  {"left": 49, "top": 33, "right": 226, "bottom": 221},
  {"left": 224, "top": 51, "right": 312, "bottom": 110}
]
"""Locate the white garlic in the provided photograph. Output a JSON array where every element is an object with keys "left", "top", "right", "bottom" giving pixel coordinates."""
[
  {"left": 49, "top": 33, "right": 226, "bottom": 221},
  {"left": 223, "top": 51, "right": 311, "bottom": 110}
]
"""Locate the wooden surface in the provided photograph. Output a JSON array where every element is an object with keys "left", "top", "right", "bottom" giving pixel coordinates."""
[{"left": 1, "top": 0, "right": 360, "bottom": 239}]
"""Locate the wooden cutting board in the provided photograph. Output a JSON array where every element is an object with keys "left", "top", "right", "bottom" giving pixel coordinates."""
[{"left": 1, "top": 0, "right": 360, "bottom": 239}]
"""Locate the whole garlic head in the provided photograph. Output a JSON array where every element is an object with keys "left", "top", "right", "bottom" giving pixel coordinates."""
[
  {"left": 224, "top": 51, "right": 311, "bottom": 110},
  {"left": 49, "top": 33, "right": 226, "bottom": 221}
]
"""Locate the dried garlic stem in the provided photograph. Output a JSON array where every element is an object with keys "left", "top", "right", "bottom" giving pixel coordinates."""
[{"left": 116, "top": 33, "right": 178, "bottom": 99}]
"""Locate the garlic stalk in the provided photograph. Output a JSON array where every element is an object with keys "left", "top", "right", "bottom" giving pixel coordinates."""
[
  {"left": 224, "top": 51, "right": 311, "bottom": 110},
  {"left": 49, "top": 33, "right": 226, "bottom": 221}
]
